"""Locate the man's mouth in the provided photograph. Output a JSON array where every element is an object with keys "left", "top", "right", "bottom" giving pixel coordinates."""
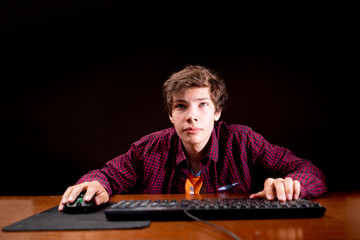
[{"left": 184, "top": 127, "right": 201, "bottom": 134}]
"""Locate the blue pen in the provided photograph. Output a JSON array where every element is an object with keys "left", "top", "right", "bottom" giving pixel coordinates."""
[{"left": 218, "top": 182, "right": 239, "bottom": 191}]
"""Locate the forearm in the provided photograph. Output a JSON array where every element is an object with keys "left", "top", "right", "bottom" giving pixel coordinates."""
[
  {"left": 76, "top": 153, "right": 139, "bottom": 196},
  {"left": 77, "top": 169, "right": 114, "bottom": 196},
  {"left": 250, "top": 132, "right": 327, "bottom": 198},
  {"left": 286, "top": 166, "right": 327, "bottom": 198}
]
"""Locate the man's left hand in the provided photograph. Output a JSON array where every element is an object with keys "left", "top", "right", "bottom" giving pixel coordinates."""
[{"left": 249, "top": 177, "right": 301, "bottom": 201}]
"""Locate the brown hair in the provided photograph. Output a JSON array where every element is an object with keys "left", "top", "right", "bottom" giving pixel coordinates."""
[{"left": 162, "top": 65, "right": 228, "bottom": 115}]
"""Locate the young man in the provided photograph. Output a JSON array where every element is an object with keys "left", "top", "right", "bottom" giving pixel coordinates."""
[{"left": 58, "top": 65, "right": 327, "bottom": 211}]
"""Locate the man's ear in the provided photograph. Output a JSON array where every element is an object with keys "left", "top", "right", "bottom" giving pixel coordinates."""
[
  {"left": 214, "top": 111, "right": 221, "bottom": 121},
  {"left": 169, "top": 113, "right": 174, "bottom": 124}
]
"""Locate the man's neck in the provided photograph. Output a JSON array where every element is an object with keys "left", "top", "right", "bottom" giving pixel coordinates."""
[{"left": 182, "top": 142, "right": 208, "bottom": 173}]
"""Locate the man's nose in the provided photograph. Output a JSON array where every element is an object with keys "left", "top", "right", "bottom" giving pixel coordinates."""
[{"left": 186, "top": 107, "right": 198, "bottom": 123}]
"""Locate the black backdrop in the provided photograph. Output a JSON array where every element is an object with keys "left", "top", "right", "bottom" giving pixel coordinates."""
[{"left": 1, "top": 2, "right": 357, "bottom": 195}]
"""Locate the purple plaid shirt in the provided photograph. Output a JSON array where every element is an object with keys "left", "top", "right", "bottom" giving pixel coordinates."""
[{"left": 77, "top": 121, "right": 327, "bottom": 198}]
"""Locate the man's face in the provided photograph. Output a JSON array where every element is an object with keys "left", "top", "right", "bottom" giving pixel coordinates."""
[{"left": 169, "top": 87, "right": 221, "bottom": 152}]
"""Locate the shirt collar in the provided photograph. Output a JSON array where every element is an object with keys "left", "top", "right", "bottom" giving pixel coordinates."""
[
  {"left": 175, "top": 140, "right": 187, "bottom": 165},
  {"left": 206, "top": 128, "right": 219, "bottom": 163},
  {"left": 175, "top": 126, "right": 219, "bottom": 165}
]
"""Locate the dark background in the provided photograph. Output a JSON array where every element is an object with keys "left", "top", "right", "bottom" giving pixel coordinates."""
[{"left": 1, "top": 2, "right": 357, "bottom": 195}]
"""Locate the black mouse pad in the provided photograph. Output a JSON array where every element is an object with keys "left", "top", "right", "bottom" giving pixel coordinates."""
[{"left": 2, "top": 205, "right": 151, "bottom": 231}]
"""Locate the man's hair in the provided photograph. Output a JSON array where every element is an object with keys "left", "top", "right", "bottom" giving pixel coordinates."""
[{"left": 162, "top": 65, "right": 228, "bottom": 115}]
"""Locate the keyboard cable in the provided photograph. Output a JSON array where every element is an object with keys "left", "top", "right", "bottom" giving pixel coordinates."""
[{"left": 183, "top": 210, "right": 242, "bottom": 240}]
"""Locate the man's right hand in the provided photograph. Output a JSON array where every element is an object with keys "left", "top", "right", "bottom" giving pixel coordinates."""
[{"left": 58, "top": 181, "right": 110, "bottom": 211}]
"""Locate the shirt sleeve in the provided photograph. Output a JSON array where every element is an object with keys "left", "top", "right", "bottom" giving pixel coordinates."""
[
  {"left": 244, "top": 127, "right": 327, "bottom": 198},
  {"left": 76, "top": 141, "right": 142, "bottom": 196}
]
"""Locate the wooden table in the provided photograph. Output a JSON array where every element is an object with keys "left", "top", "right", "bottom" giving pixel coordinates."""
[{"left": 1, "top": 191, "right": 360, "bottom": 240}]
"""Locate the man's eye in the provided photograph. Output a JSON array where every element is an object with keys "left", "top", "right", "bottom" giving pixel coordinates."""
[
  {"left": 175, "top": 104, "right": 185, "bottom": 109},
  {"left": 199, "top": 102, "right": 208, "bottom": 107}
]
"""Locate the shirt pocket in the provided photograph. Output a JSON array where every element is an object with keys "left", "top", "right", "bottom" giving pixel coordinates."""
[{"left": 217, "top": 182, "right": 244, "bottom": 193}]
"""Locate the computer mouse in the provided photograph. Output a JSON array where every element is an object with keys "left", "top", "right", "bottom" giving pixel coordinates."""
[{"left": 63, "top": 192, "right": 98, "bottom": 213}]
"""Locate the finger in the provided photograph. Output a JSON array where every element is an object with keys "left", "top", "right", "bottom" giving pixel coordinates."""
[
  {"left": 264, "top": 178, "right": 276, "bottom": 200},
  {"left": 249, "top": 190, "right": 266, "bottom": 199},
  {"left": 274, "top": 178, "right": 286, "bottom": 201},
  {"left": 94, "top": 191, "right": 109, "bottom": 205},
  {"left": 60, "top": 188, "right": 71, "bottom": 207},
  {"left": 83, "top": 182, "right": 99, "bottom": 202},
  {"left": 58, "top": 196, "right": 67, "bottom": 211},
  {"left": 84, "top": 181, "right": 106, "bottom": 203},
  {"left": 284, "top": 177, "right": 294, "bottom": 200},
  {"left": 58, "top": 203, "right": 64, "bottom": 211},
  {"left": 67, "top": 183, "right": 86, "bottom": 203},
  {"left": 59, "top": 186, "right": 76, "bottom": 211},
  {"left": 84, "top": 181, "right": 109, "bottom": 205},
  {"left": 293, "top": 180, "right": 301, "bottom": 199},
  {"left": 59, "top": 183, "right": 86, "bottom": 207},
  {"left": 61, "top": 185, "right": 78, "bottom": 203}
]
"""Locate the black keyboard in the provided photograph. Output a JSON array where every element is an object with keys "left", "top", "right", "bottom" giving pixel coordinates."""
[{"left": 104, "top": 198, "right": 326, "bottom": 221}]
